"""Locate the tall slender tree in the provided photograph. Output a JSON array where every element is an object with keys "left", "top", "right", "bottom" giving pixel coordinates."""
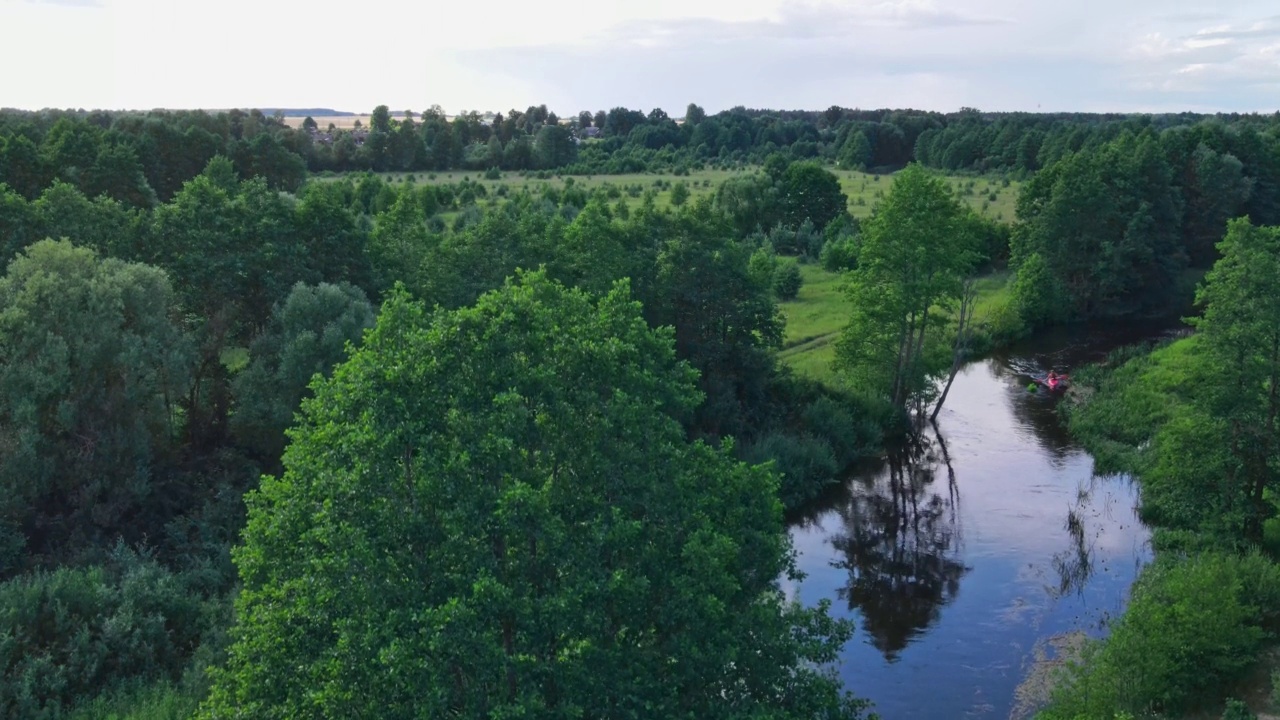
[{"left": 836, "top": 164, "right": 975, "bottom": 414}]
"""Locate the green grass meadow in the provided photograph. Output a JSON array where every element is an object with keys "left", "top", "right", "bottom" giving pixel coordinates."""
[
  {"left": 778, "top": 265, "right": 1018, "bottom": 387},
  {"left": 337, "top": 167, "right": 1022, "bottom": 220}
]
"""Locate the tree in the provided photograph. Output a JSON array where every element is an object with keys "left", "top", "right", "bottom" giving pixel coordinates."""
[
  {"left": 370, "top": 105, "right": 392, "bottom": 134},
  {"left": 0, "top": 240, "right": 192, "bottom": 569},
  {"left": 835, "top": 164, "right": 975, "bottom": 412},
  {"left": 1190, "top": 219, "right": 1280, "bottom": 542},
  {"left": 202, "top": 272, "right": 869, "bottom": 719},
  {"left": 231, "top": 282, "right": 374, "bottom": 465},
  {"left": 294, "top": 181, "right": 374, "bottom": 292},
  {"left": 301, "top": 116, "right": 318, "bottom": 132},
  {"left": 368, "top": 187, "right": 432, "bottom": 293},
  {"left": 33, "top": 181, "right": 139, "bottom": 259},
  {"left": 781, "top": 161, "right": 847, "bottom": 232},
  {"left": 0, "top": 183, "right": 39, "bottom": 264},
  {"left": 1182, "top": 143, "right": 1252, "bottom": 267},
  {"left": 645, "top": 206, "right": 784, "bottom": 439},
  {"left": 533, "top": 123, "right": 575, "bottom": 169},
  {"left": 669, "top": 180, "right": 690, "bottom": 206},
  {"left": 839, "top": 130, "right": 872, "bottom": 171},
  {"left": 774, "top": 259, "right": 803, "bottom": 300},
  {"left": 684, "top": 103, "right": 706, "bottom": 126},
  {"left": 1012, "top": 131, "right": 1184, "bottom": 321}
]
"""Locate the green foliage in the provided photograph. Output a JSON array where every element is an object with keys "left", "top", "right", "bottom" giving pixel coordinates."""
[
  {"left": 1037, "top": 553, "right": 1280, "bottom": 719},
  {"left": 0, "top": 240, "right": 192, "bottom": 572},
  {"left": 836, "top": 164, "right": 976, "bottom": 409},
  {"left": 647, "top": 207, "right": 784, "bottom": 439},
  {"left": 781, "top": 161, "right": 847, "bottom": 232},
  {"left": 202, "top": 272, "right": 868, "bottom": 719},
  {"left": 0, "top": 546, "right": 212, "bottom": 719},
  {"left": 65, "top": 681, "right": 202, "bottom": 720},
  {"left": 1013, "top": 131, "right": 1185, "bottom": 321},
  {"left": 839, "top": 130, "right": 872, "bottom": 171},
  {"left": 821, "top": 234, "right": 859, "bottom": 272},
  {"left": 774, "top": 259, "right": 804, "bottom": 300},
  {"left": 230, "top": 281, "right": 375, "bottom": 465},
  {"left": 748, "top": 244, "right": 778, "bottom": 287},
  {"left": 1221, "top": 698, "right": 1256, "bottom": 720},
  {"left": 1010, "top": 252, "right": 1066, "bottom": 329},
  {"left": 669, "top": 179, "right": 690, "bottom": 206},
  {"left": 1190, "top": 219, "right": 1280, "bottom": 541},
  {"left": 743, "top": 431, "right": 839, "bottom": 508},
  {"left": 800, "top": 395, "right": 880, "bottom": 467}
]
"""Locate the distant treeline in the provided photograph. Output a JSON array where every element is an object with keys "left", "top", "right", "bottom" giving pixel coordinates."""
[{"left": 4, "top": 105, "right": 1280, "bottom": 202}]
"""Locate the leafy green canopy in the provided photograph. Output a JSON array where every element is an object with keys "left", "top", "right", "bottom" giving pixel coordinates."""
[
  {"left": 203, "top": 272, "right": 869, "bottom": 719},
  {"left": 836, "top": 164, "right": 975, "bottom": 409},
  {"left": 0, "top": 240, "right": 192, "bottom": 573}
]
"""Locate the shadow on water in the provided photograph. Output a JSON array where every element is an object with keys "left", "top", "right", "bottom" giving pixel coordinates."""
[{"left": 826, "top": 427, "right": 968, "bottom": 661}]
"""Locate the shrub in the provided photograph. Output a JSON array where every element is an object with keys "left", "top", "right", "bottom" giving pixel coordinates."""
[
  {"left": 774, "top": 261, "right": 803, "bottom": 300},
  {"left": 801, "top": 396, "right": 877, "bottom": 467},
  {"left": 1039, "top": 553, "right": 1280, "bottom": 719},
  {"left": 670, "top": 181, "right": 691, "bottom": 207},
  {"left": 1222, "top": 698, "right": 1256, "bottom": 720},
  {"left": 0, "top": 547, "right": 211, "bottom": 719},
  {"left": 1011, "top": 252, "right": 1066, "bottom": 329},
  {"left": 484, "top": 166, "right": 501, "bottom": 180},
  {"left": 743, "top": 432, "right": 839, "bottom": 509},
  {"left": 821, "top": 236, "right": 859, "bottom": 272}
]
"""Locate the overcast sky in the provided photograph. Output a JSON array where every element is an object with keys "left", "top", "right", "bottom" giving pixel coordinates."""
[{"left": 3, "top": 0, "right": 1278, "bottom": 115}]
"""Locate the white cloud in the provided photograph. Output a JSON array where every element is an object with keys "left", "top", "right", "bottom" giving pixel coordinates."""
[{"left": 0, "top": 0, "right": 1277, "bottom": 113}]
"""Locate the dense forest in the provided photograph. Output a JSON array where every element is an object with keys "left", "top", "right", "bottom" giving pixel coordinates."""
[{"left": 1, "top": 103, "right": 1279, "bottom": 718}]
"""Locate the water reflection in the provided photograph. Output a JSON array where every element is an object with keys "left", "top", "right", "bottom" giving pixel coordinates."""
[{"left": 828, "top": 429, "right": 968, "bottom": 660}]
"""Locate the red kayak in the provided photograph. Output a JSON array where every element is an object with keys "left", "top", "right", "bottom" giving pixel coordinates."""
[{"left": 1038, "top": 374, "right": 1069, "bottom": 392}]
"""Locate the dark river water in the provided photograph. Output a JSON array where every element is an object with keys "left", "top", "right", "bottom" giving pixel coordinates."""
[{"left": 786, "top": 323, "right": 1186, "bottom": 719}]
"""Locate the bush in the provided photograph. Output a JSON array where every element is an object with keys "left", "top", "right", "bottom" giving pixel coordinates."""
[
  {"left": 484, "top": 166, "right": 501, "bottom": 180},
  {"left": 670, "top": 181, "right": 691, "bottom": 207},
  {"left": 66, "top": 680, "right": 202, "bottom": 720},
  {"left": 1222, "top": 698, "right": 1256, "bottom": 720},
  {"left": 774, "top": 261, "right": 803, "bottom": 300},
  {"left": 0, "top": 547, "right": 212, "bottom": 719},
  {"left": 975, "top": 295, "right": 1025, "bottom": 348},
  {"left": 1038, "top": 553, "right": 1280, "bottom": 719},
  {"left": 801, "top": 396, "right": 878, "bottom": 467},
  {"left": 821, "top": 236, "right": 859, "bottom": 272},
  {"left": 743, "top": 432, "right": 839, "bottom": 509},
  {"left": 1012, "top": 252, "right": 1066, "bottom": 329}
]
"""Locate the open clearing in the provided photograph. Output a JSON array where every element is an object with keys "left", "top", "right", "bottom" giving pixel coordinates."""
[
  {"left": 331, "top": 168, "right": 1022, "bottom": 220},
  {"left": 778, "top": 265, "right": 1016, "bottom": 386}
]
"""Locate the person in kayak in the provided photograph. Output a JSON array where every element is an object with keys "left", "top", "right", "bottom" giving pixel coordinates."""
[{"left": 1047, "top": 370, "right": 1068, "bottom": 389}]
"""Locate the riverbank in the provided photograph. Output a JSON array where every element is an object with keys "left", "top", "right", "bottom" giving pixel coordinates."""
[
  {"left": 778, "top": 264, "right": 1023, "bottom": 387},
  {"left": 1032, "top": 335, "right": 1280, "bottom": 719},
  {"left": 786, "top": 324, "right": 1157, "bottom": 718}
]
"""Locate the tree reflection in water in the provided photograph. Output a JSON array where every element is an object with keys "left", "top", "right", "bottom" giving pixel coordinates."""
[{"left": 829, "top": 425, "right": 968, "bottom": 661}]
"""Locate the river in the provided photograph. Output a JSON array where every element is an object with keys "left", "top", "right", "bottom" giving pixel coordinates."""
[{"left": 786, "top": 323, "right": 1186, "bottom": 719}]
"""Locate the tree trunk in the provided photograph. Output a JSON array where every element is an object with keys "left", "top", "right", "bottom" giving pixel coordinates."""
[
  {"left": 890, "top": 311, "right": 917, "bottom": 408},
  {"left": 931, "top": 280, "right": 976, "bottom": 423}
]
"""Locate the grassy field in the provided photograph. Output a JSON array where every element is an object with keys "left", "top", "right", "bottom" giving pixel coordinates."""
[
  {"left": 777, "top": 265, "right": 1017, "bottom": 386},
  {"left": 778, "top": 265, "right": 847, "bottom": 384},
  {"left": 329, "top": 167, "right": 1022, "bottom": 220},
  {"left": 283, "top": 115, "right": 372, "bottom": 130},
  {"left": 834, "top": 170, "right": 1021, "bottom": 222}
]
